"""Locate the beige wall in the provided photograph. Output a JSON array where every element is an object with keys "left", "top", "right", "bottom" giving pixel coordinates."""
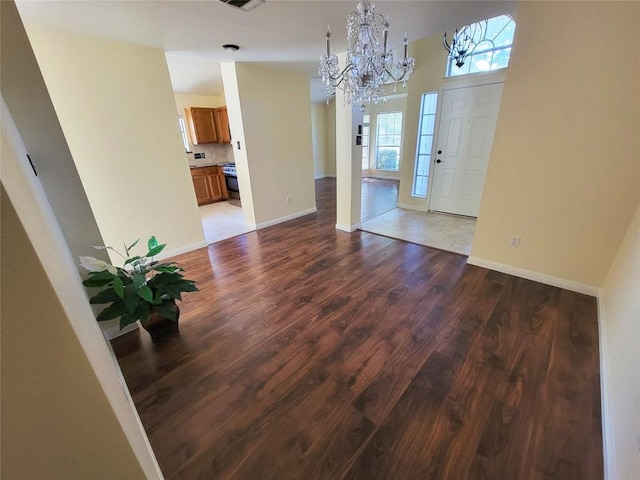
[
  {"left": 24, "top": 26, "right": 205, "bottom": 262},
  {"left": 1, "top": 2, "right": 108, "bottom": 266},
  {"left": 221, "top": 62, "right": 257, "bottom": 225},
  {"left": 325, "top": 99, "right": 337, "bottom": 177},
  {"left": 174, "top": 92, "right": 226, "bottom": 114},
  {"left": 365, "top": 95, "right": 407, "bottom": 179},
  {"left": 232, "top": 63, "right": 316, "bottom": 226},
  {"left": 600, "top": 201, "right": 640, "bottom": 480},
  {"left": 311, "top": 103, "right": 328, "bottom": 178},
  {"left": 1, "top": 187, "right": 148, "bottom": 479},
  {"left": 335, "top": 52, "right": 363, "bottom": 232},
  {"left": 471, "top": 1, "right": 640, "bottom": 288},
  {"left": 2, "top": 86, "right": 161, "bottom": 478}
]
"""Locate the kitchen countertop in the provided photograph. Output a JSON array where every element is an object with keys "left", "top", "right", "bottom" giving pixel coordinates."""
[{"left": 189, "top": 163, "right": 221, "bottom": 168}]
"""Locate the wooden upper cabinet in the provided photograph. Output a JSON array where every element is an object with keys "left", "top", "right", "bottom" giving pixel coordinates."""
[
  {"left": 184, "top": 106, "right": 231, "bottom": 145},
  {"left": 185, "top": 107, "right": 218, "bottom": 144},
  {"left": 214, "top": 107, "right": 231, "bottom": 144}
]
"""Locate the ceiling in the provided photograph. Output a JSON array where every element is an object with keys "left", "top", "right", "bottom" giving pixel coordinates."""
[{"left": 15, "top": 0, "right": 517, "bottom": 103}]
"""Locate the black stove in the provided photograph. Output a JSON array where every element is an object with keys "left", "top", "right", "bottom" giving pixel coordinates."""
[
  {"left": 222, "top": 163, "right": 237, "bottom": 176},
  {"left": 222, "top": 163, "right": 240, "bottom": 202}
]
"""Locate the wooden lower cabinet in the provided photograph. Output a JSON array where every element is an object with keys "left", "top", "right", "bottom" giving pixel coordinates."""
[{"left": 191, "top": 166, "right": 228, "bottom": 206}]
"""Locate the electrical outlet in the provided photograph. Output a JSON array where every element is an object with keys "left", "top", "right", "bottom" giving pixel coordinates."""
[
  {"left": 510, "top": 236, "right": 521, "bottom": 248},
  {"left": 286, "top": 195, "right": 292, "bottom": 205},
  {"left": 201, "top": 153, "right": 206, "bottom": 159},
  {"left": 194, "top": 153, "right": 202, "bottom": 159}
]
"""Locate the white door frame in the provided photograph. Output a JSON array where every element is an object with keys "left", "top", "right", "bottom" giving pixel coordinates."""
[{"left": 425, "top": 72, "right": 506, "bottom": 214}]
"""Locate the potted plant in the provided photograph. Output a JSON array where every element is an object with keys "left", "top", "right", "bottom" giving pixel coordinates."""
[{"left": 79, "top": 236, "right": 198, "bottom": 342}]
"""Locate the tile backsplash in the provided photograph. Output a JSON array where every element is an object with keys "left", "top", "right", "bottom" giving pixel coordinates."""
[{"left": 187, "top": 143, "right": 235, "bottom": 167}]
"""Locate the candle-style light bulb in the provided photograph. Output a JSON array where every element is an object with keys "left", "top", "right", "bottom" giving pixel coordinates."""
[
  {"left": 383, "top": 18, "right": 389, "bottom": 53},
  {"left": 403, "top": 32, "right": 408, "bottom": 58},
  {"left": 326, "top": 26, "right": 331, "bottom": 56}
]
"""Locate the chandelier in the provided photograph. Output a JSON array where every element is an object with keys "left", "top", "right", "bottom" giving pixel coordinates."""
[
  {"left": 442, "top": 21, "right": 485, "bottom": 68},
  {"left": 319, "top": 0, "right": 415, "bottom": 111}
]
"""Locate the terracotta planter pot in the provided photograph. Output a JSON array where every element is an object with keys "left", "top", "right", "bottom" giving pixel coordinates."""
[{"left": 141, "top": 301, "right": 180, "bottom": 343}]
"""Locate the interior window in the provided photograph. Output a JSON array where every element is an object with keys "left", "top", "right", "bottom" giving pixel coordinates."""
[
  {"left": 375, "top": 111, "right": 403, "bottom": 172},
  {"left": 446, "top": 14, "right": 516, "bottom": 77}
]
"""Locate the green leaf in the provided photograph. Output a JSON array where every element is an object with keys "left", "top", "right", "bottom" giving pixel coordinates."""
[
  {"left": 119, "top": 315, "right": 137, "bottom": 330},
  {"left": 124, "top": 256, "right": 141, "bottom": 266},
  {"left": 126, "top": 238, "right": 140, "bottom": 253},
  {"left": 82, "top": 270, "right": 116, "bottom": 287},
  {"left": 138, "top": 285, "right": 153, "bottom": 302},
  {"left": 132, "top": 273, "right": 147, "bottom": 289},
  {"left": 89, "top": 288, "right": 121, "bottom": 304},
  {"left": 123, "top": 284, "right": 140, "bottom": 313},
  {"left": 96, "top": 302, "right": 129, "bottom": 322},
  {"left": 148, "top": 272, "right": 183, "bottom": 287},
  {"left": 153, "top": 301, "right": 178, "bottom": 321},
  {"left": 146, "top": 244, "right": 166, "bottom": 257},
  {"left": 147, "top": 236, "right": 158, "bottom": 251},
  {"left": 113, "top": 276, "right": 125, "bottom": 298},
  {"left": 119, "top": 304, "right": 150, "bottom": 329},
  {"left": 153, "top": 265, "right": 180, "bottom": 273}
]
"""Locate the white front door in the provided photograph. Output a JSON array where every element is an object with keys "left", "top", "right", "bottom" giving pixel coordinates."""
[{"left": 430, "top": 83, "right": 503, "bottom": 217}]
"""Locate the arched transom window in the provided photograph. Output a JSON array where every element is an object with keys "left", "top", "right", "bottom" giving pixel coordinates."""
[{"left": 446, "top": 14, "right": 516, "bottom": 77}]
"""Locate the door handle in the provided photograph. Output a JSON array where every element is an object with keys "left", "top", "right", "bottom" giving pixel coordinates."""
[{"left": 436, "top": 159, "right": 442, "bottom": 163}]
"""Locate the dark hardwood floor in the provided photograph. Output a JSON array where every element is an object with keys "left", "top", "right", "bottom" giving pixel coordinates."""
[
  {"left": 361, "top": 177, "right": 398, "bottom": 222},
  {"left": 112, "top": 177, "right": 603, "bottom": 480}
]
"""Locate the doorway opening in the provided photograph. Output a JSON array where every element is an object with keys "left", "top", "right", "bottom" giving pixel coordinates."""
[{"left": 361, "top": 83, "right": 503, "bottom": 255}]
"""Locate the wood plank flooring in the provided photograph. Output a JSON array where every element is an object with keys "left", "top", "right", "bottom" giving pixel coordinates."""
[{"left": 112, "top": 178, "right": 603, "bottom": 480}]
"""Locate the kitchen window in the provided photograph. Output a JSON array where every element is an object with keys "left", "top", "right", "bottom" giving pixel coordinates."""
[{"left": 178, "top": 116, "right": 191, "bottom": 152}]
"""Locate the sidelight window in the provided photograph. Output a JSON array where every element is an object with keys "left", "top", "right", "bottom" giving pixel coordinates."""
[{"left": 412, "top": 92, "right": 438, "bottom": 197}]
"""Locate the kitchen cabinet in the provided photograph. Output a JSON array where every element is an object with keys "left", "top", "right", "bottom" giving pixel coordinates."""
[
  {"left": 185, "top": 107, "right": 217, "bottom": 144},
  {"left": 190, "top": 166, "right": 228, "bottom": 205},
  {"left": 214, "top": 107, "right": 231, "bottom": 144},
  {"left": 184, "top": 106, "right": 231, "bottom": 145}
]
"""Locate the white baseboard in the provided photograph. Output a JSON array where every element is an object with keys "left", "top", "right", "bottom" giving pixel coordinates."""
[
  {"left": 335, "top": 222, "right": 361, "bottom": 232},
  {"left": 156, "top": 240, "right": 208, "bottom": 261},
  {"left": 254, "top": 207, "right": 317, "bottom": 230},
  {"left": 397, "top": 202, "right": 429, "bottom": 212},
  {"left": 596, "top": 296, "right": 616, "bottom": 480},
  {"left": 314, "top": 174, "right": 336, "bottom": 179},
  {"left": 102, "top": 321, "right": 140, "bottom": 341},
  {"left": 466, "top": 256, "right": 599, "bottom": 296}
]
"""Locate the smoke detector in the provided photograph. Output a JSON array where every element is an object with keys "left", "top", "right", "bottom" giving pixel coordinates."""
[{"left": 219, "top": 0, "right": 265, "bottom": 11}]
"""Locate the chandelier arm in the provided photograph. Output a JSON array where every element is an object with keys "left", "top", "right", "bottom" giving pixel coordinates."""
[{"left": 443, "top": 32, "right": 451, "bottom": 52}]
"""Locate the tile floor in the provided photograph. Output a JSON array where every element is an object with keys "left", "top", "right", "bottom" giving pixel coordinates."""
[
  {"left": 199, "top": 179, "right": 476, "bottom": 255},
  {"left": 361, "top": 208, "right": 477, "bottom": 256},
  {"left": 199, "top": 201, "right": 254, "bottom": 245}
]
